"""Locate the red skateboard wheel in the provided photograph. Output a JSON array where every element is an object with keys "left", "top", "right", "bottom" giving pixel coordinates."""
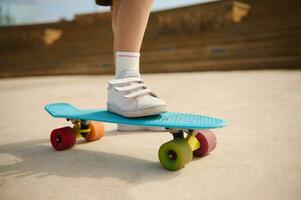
[
  {"left": 50, "top": 127, "right": 76, "bottom": 150},
  {"left": 193, "top": 130, "right": 217, "bottom": 157}
]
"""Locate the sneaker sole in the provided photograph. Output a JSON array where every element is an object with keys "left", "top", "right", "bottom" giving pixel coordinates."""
[
  {"left": 117, "top": 124, "right": 166, "bottom": 131},
  {"left": 107, "top": 103, "right": 167, "bottom": 118}
]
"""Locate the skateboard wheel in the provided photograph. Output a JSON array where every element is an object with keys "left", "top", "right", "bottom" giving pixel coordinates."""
[
  {"left": 158, "top": 138, "right": 192, "bottom": 171},
  {"left": 50, "top": 127, "right": 76, "bottom": 150},
  {"left": 193, "top": 130, "right": 217, "bottom": 157},
  {"left": 84, "top": 122, "right": 105, "bottom": 142}
]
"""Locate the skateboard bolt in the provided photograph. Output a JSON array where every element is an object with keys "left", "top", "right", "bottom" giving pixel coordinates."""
[
  {"left": 56, "top": 135, "right": 62, "bottom": 143},
  {"left": 167, "top": 150, "right": 177, "bottom": 160}
]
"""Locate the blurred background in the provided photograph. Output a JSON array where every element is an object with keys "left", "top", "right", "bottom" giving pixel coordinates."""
[{"left": 0, "top": 0, "right": 300, "bottom": 78}]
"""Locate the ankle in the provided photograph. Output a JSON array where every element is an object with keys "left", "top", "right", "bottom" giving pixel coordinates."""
[
  {"left": 115, "top": 51, "right": 140, "bottom": 79},
  {"left": 115, "top": 69, "right": 140, "bottom": 79}
]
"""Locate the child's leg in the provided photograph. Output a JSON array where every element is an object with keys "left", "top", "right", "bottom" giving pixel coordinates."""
[
  {"left": 112, "top": 0, "right": 120, "bottom": 52},
  {"left": 115, "top": 0, "right": 153, "bottom": 52},
  {"left": 107, "top": 0, "right": 167, "bottom": 118},
  {"left": 113, "top": 0, "right": 153, "bottom": 79}
]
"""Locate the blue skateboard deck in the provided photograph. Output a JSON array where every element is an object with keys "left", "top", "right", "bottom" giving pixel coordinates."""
[{"left": 45, "top": 103, "right": 228, "bottom": 130}]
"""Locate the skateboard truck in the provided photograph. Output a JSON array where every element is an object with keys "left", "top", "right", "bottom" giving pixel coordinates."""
[
  {"left": 67, "top": 118, "right": 90, "bottom": 138},
  {"left": 167, "top": 128, "right": 200, "bottom": 152},
  {"left": 167, "top": 128, "right": 197, "bottom": 138}
]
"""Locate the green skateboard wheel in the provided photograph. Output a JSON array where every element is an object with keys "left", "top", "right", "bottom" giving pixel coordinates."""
[{"left": 158, "top": 138, "right": 192, "bottom": 171}]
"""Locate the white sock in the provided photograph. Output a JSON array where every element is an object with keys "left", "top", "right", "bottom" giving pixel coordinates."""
[{"left": 115, "top": 51, "right": 140, "bottom": 79}]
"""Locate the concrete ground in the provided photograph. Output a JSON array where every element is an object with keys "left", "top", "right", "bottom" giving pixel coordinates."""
[{"left": 0, "top": 70, "right": 300, "bottom": 200}]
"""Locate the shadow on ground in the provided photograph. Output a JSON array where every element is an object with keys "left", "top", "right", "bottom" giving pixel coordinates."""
[{"left": 0, "top": 132, "right": 178, "bottom": 184}]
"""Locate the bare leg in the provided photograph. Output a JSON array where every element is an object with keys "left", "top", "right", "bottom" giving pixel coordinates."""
[
  {"left": 115, "top": 0, "right": 153, "bottom": 52},
  {"left": 112, "top": 0, "right": 121, "bottom": 54}
]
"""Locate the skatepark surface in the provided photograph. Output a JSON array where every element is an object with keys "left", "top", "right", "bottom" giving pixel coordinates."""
[{"left": 0, "top": 70, "right": 300, "bottom": 200}]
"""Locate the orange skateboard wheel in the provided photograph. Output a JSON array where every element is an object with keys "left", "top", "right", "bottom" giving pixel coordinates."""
[{"left": 85, "top": 122, "right": 105, "bottom": 142}]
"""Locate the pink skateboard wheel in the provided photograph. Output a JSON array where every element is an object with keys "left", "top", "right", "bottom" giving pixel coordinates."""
[{"left": 193, "top": 130, "right": 217, "bottom": 157}]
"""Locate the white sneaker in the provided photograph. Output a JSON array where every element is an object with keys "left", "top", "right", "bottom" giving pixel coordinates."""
[{"left": 107, "top": 77, "right": 167, "bottom": 117}]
